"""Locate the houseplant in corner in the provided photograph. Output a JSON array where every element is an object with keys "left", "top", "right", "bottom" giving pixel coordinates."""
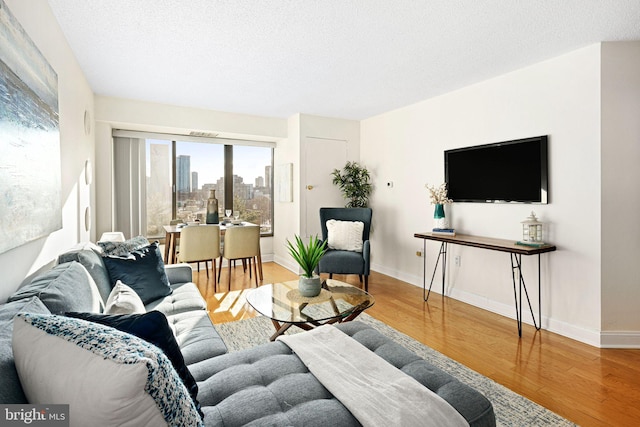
[
  {"left": 331, "top": 161, "right": 372, "bottom": 208},
  {"left": 286, "top": 235, "right": 328, "bottom": 297}
]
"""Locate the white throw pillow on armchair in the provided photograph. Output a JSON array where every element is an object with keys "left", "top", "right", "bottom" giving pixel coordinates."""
[{"left": 326, "top": 220, "right": 364, "bottom": 252}]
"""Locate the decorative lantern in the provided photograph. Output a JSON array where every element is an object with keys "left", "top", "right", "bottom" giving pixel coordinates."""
[{"left": 521, "top": 211, "right": 543, "bottom": 243}]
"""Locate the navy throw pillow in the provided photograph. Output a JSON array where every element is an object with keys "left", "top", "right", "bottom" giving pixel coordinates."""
[
  {"left": 102, "top": 242, "right": 171, "bottom": 304},
  {"left": 65, "top": 311, "right": 203, "bottom": 419}
]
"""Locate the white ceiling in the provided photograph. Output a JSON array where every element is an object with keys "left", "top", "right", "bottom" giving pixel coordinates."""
[{"left": 47, "top": 0, "right": 640, "bottom": 121}]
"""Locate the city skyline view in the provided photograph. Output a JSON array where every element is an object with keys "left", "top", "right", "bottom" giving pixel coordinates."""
[
  {"left": 146, "top": 139, "right": 271, "bottom": 187},
  {"left": 145, "top": 138, "right": 273, "bottom": 237}
]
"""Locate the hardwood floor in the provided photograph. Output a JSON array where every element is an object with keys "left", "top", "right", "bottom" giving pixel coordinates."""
[{"left": 192, "top": 262, "right": 640, "bottom": 427}]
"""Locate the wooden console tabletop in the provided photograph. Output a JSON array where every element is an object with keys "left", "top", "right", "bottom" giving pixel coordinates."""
[
  {"left": 413, "top": 232, "right": 556, "bottom": 255},
  {"left": 414, "top": 232, "right": 556, "bottom": 337}
]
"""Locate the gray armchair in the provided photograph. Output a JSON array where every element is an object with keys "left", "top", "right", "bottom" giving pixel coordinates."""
[{"left": 318, "top": 207, "right": 372, "bottom": 292}]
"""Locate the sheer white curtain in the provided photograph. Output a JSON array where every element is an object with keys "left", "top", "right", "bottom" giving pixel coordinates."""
[{"left": 113, "top": 137, "right": 146, "bottom": 239}]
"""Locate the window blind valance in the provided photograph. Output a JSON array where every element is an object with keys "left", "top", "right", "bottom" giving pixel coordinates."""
[{"left": 112, "top": 129, "right": 277, "bottom": 148}]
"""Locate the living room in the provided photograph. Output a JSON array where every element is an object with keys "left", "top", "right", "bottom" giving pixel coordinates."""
[{"left": 1, "top": 1, "right": 640, "bottom": 425}]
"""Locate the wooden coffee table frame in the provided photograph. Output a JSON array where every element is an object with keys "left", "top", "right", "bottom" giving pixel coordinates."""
[
  {"left": 245, "top": 280, "right": 374, "bottom": 341},
  {"left": 269, "top": 299, "right": 372, "bottom": 341}
]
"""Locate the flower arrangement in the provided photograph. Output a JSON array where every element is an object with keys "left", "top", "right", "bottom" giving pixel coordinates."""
[{"left": 425, "top": 183, "right": 452, "bottom": 205}]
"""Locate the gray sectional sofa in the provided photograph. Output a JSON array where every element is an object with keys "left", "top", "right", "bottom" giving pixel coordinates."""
[{"left": 0, "top": 243, "right": 495, "bottom": 426}]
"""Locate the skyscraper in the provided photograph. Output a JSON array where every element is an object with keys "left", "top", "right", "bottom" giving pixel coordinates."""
[
  {"left": 265, "top": 165, "right": 272, "bottom": 190},
  {"left": 177, "top": 155, "right": 191, "bottom": 193},
  {"left": 191, "top": 171, "right": 198, "bottom": 191}
]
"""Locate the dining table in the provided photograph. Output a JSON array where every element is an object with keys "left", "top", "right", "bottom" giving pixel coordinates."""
[{"left": 162, "top": 222, "right": 263, "bottom": 280}]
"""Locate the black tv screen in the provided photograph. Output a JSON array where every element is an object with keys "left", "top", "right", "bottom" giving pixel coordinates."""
[{"left": 445, "top": 136, "right": 548, "bottom": 203}]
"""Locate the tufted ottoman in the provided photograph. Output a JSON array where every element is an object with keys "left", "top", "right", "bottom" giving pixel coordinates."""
[{"left": 188, "top": 321, "right": 495, "bottom": 427}]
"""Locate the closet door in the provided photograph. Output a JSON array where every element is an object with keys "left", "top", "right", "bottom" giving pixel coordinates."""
[{"left": 302, "top": 137, "right": 347, "bottom": 238}]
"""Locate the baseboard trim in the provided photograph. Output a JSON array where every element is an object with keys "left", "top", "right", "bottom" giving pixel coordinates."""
[
  {"left": 273, "top": 254, "right": 299, "bottom": 275},
  {"left": 216, "top": 253, "right": 274, "bottom": 268},
  {"left": 370, "top": 262, "right": 422, "bottom": 288},
  {"left": 289, "top": 261, "right": 640, "bottom": 348},
  {"left": 370, "top": 262, "right": 637, "bottom": 348},
  {"left": 600, "top": 331, "right": 640, "bottom": 348}
]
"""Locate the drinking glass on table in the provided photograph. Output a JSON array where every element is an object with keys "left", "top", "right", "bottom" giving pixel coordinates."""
[
  {"left": 225, "top": 209, "right": 232, "bottom": 218},
  {"left": 233, "top": 211, "right": 240, "bottom": 221}
]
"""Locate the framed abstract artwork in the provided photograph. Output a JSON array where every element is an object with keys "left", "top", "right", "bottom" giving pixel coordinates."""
[
  {"left": 0, "top": 0, "right": 62, "bottom": 254},
  {"left": 275, "top": 163, "right": 293, "bottom": 202}
]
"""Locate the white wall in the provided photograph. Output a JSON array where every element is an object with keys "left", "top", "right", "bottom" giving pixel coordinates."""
[
  {"left": 600, "top": 42, "right": 640, "bottom": 346},
  {"left": 272, "top": 115, "right": 302, "bottom": 271},
  {"left": 361, "top": 45, "right": 604, "bottom": 345},
  {"left": 0, "top": 0, "right": 95, "bottom": 302},
  {"left": 93, "top": 96, "right": 288, "bottom": 260}
]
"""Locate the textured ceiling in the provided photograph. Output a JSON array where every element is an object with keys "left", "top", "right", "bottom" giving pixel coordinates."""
[{"left": 47, "top": 0, "right": 640, "bottom": 120}]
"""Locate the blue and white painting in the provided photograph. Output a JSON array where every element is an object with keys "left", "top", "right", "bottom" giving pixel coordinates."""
[{"left": 0, "top": 0, "right": 62, "bottom": 254}]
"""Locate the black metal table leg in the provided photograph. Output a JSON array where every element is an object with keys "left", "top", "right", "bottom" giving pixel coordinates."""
[
  {"left": 510, "top": 253, "right": 541, "bottom": 337},
  {"left": 511, "top": 253, "right": 522, "bottom": 336},
  {"left": 424, "top": 242, "right": 447, "bottom": 301},
  {"left": 422, "top": 239, "right": 427, "bottom": 300}
]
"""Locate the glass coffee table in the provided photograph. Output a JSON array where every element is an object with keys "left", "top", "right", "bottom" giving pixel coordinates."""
[{"left": 245, "top": 279, "right": 375, "bottom": 341}]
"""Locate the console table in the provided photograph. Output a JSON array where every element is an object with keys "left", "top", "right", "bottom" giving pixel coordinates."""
[{"left": 414, "top": 232, "right": 556, "bottom": 336}]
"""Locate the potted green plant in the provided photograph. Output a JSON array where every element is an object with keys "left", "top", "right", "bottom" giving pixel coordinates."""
[
  {"left": 286, "top": 235, "right": 327, "bottom": 297},
  {"left": 331, "top": 161, "right": 372, "bottom": 208}
]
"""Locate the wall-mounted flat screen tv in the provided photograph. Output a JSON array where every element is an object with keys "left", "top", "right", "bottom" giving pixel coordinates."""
[{"left": 445, "top": 136, "right": 548, "bottom": 203}]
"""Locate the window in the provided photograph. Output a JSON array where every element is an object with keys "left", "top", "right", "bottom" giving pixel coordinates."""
[
  {"left": 142, "top": 138, "right": 273, "bottom": 239},
  {"left": 231, "top": 145, "right": 273, "bottom": 232},
  {"left": 174, "top": 140, "right": 225, "bottom": 226}
]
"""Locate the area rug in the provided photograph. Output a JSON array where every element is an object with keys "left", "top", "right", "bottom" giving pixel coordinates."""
[{"left": 214, "top": 313, "right": 576, "bottom": 427}]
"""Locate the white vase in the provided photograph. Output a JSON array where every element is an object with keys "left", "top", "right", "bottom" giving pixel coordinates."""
[{"left": 298, "top": 275, "right": 322, "bottom": 297}]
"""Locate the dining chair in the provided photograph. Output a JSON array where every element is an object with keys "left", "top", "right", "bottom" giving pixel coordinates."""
[
  {"left": 318, "top": 207, "right": 372, "bottom": 292},
  {"left": 177, "top": 225, "right": 220, "bottom": 290},
  {"left": 168, "top": 218, "right": 182, "bottom": 257},
  {"left": 218, "top": 225, "right": 261, "bottom": 289}
]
